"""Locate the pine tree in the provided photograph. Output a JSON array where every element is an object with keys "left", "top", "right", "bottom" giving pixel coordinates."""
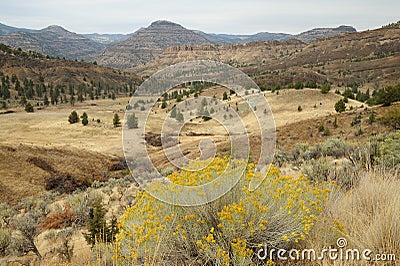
[
  {"left": 43, "top": 94, "right": 49, "bottom": 106},
  {"left": 170, "top": 107, "right": 177, "bottom": 118},
  {"left": 84, "top": 199, "right": 110, "bottom": 246},
  {"left": 81, "top": 112, "right": 88, "bottom": 126},
  {"left": 161, "top": 100, "right": 167, "bottom": 109},
  {"left": 113, "top": 113, "right": 121, "bottom": 127},
  {"left": 127, "top": 113, "right": 138, "bottom": 129},
  {"left": 25, "top": 102, "right": 34, "bottom": 113},
  {"left": 176, "top": 111, "right": 184, "bottom": 122},
  {"left": 223, "top": 91, "right": 228, "bottom": 100},
  {"left": 333, "top": 117, "right": 338, "bottom": 128}
]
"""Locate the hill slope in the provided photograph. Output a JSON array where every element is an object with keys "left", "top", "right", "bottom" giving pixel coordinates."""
[
  {"left": 0, "top": 44, "right": 141, "bottom": 109},
  {"left": 295, "top": 25, "right": 356, "bottom": 43},
  {"left": 83, "top": 33, "right": 130, "bottom": 44},
  {"left": 0, "top": 25, "right": 104, "bottom": 59},
  {"left": 92, "top": 20, "right": 212, "bottom": 68},
  {"left": 132, "top": 25, "right": 400, "bottom": 88},
  {"left": 0, "top": 22, "right": 33, "bottom": 34}
]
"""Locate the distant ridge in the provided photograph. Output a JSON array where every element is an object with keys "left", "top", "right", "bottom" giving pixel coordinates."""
[
  {"left": 0, "top": 25, "right": 104, "bottom": 59},
  {"left": 0, "top": 20, "right": 357, "bottom": 68},
  {"left": 0, "top": 22, "right": 33, "bottom": 34},
  {"left": 295, "top": 25, "right": 356, "bottom": 43},
  {"left": 91, "top": 20, "right": 212, "bottom": 68}
]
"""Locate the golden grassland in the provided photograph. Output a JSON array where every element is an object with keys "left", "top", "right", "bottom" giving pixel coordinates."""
[{"left": 0, "top": 88, "right": 398, "bottom": 265}]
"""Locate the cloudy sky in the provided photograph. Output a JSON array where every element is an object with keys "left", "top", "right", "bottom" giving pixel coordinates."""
[{"left": 1, "top": 0, "right": 399, "bottom": 34}]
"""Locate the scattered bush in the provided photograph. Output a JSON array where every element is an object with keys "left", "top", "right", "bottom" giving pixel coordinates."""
[
  {"left": 0, "top": 229, "right": 11, "bottom": 256},
  {"left": 302, "top": 157, "right": 331, "bottom": 183},
  {"left": 351, "top": 114, "right": 362, "bottom": 126},
  {"left": 376, "top": 131, "right": 400, "bottom": 169},
  {"left": 25, "top": 102, "right": 34, "bottom": 112},
  {"left": 320, "top": 138, "right": 352, "bottom": 158},
  {"left": 320, "top": 83, "right": 331, "bottom": 94},
  {"left": 12, "top": 212, "right": 42, "bottom": 259},
  {"left": 292, "top": 143, "right": 319, "bottom": 162}
]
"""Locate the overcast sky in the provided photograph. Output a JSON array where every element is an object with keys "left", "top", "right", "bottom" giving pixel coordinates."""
[{"left": 1, "top": 0, "right": 399, "bottom": 34}]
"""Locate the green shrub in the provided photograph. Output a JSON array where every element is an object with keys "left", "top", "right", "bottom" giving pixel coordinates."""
[
  {"left": 334, "top": 99, "right": 346, "bottom": 113},
  {"left": 378, "top": 131, "right": 400, "bottom": 169},
  {"left": 68, "top": 111, "right": 79, "bottom": 124},
  {"left": 302, "top": 157, "right": 331, "bottom": 183},
  {"left": 320, "top": 84, "right": 331, "bottom": 94},
  {"left": 0, "top": 229, "right": 11, "bottom": 256},
  {"left": 319, "top": 138, "right": 352, "bottom": 158},
  {"left": 81, "top": 112, "right": 88, "bottom": 126},
  {"left": 380, "top": 106, "right": 400, "bottom": 129}
]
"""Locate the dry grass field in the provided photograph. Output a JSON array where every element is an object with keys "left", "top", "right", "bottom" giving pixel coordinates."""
[
  {"left": 0, "top": 85, "right": 398, "bottom": 265},
  {"left": 0, "top": 87, "right": 384, "bottom": 203}
]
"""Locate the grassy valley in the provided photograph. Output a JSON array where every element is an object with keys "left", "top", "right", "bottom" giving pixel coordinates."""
[{"left": 0, "top": 21, "right": 399, "bottom": 265}]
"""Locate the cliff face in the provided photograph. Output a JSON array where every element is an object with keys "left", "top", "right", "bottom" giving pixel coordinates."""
[
  {"left": 93, "top": 20, "right": 212, "bottom": 69},
  {"left": 131, "top": 39, "right": 306, "bottom": 76}
]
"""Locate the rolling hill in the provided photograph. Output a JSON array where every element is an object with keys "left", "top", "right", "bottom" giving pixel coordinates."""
[
  {"left": 0, "top": 44, "right": 141, "bottom": 108},
  {"left": 0, "top": 22, "right": 33, "bottom": 34},
  {"left": 91, "top": 20, "right": 212, "bottom": 69},
  {"left": 131, "top": 24, "right": 400, "bottom": 89},
  {"left": 0, "top": 25, "right": 104, "bottom": 59}
]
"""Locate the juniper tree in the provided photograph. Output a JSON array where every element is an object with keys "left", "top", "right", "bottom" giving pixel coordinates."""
[
  {"left": 113, "top": 113, "right": 121, "bottom": 127},
  {"left": 68, "top": 111, "right": 79, "bottom": 124}
]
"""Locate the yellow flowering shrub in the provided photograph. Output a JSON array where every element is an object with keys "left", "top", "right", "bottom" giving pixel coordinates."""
[{"left": 115, "top": 157, "right": 332, "bottom": 265}]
